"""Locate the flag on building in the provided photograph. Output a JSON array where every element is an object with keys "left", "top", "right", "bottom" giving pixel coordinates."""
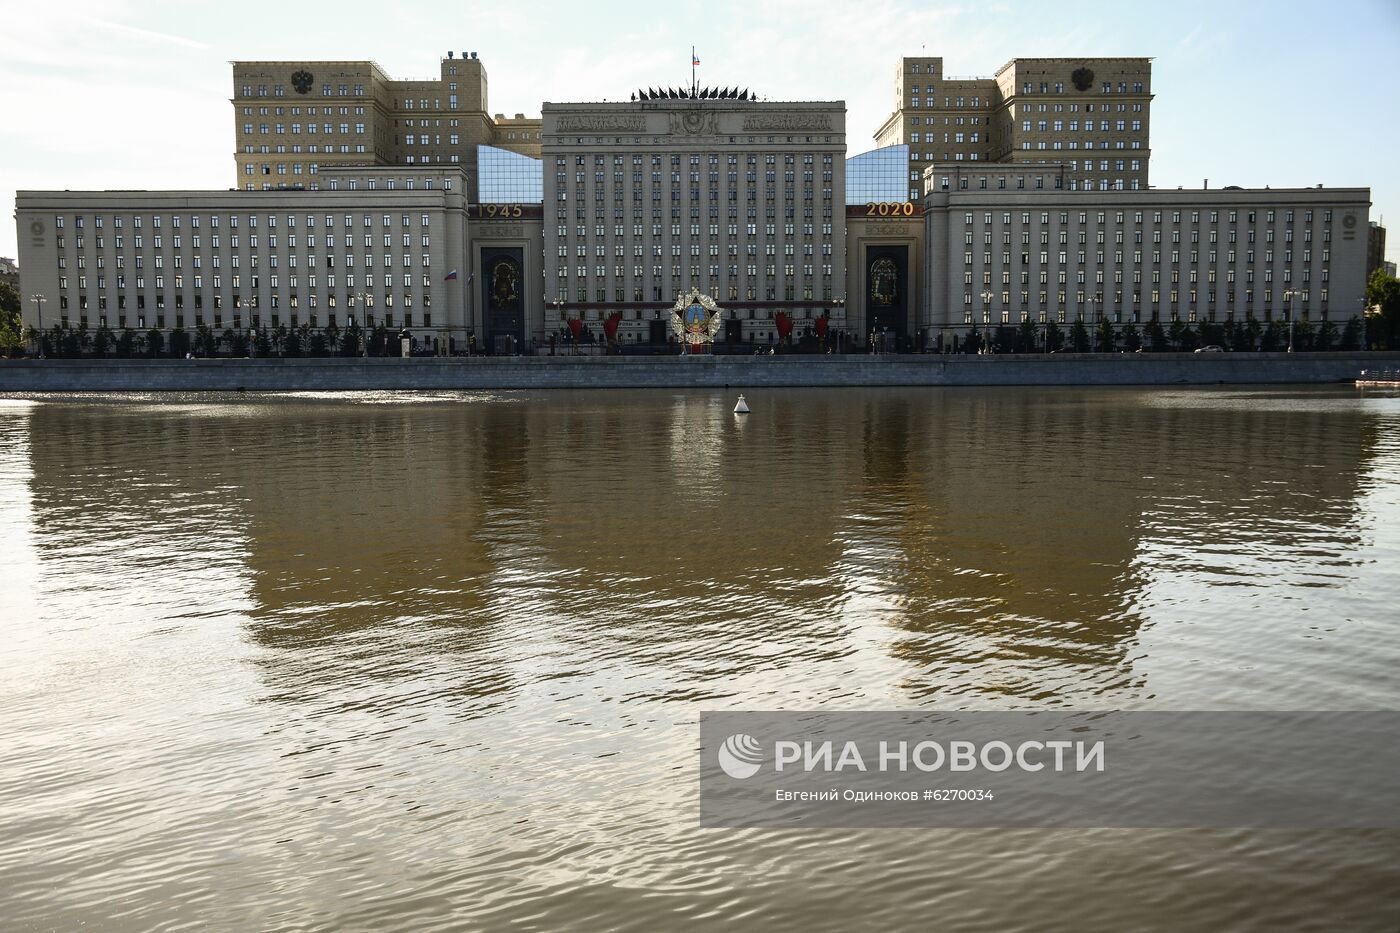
[{"left": 444, "top": 270, "right": 458, "bottom": 281}]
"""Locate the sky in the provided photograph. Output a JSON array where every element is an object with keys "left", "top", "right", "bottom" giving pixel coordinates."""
[{"left": 2, "top": 0, "right": 1398, "bottom": 265}]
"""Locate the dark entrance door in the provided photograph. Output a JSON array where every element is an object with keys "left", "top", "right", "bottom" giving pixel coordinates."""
[
  {"left": 865, "top": 245, "right": 908, "bottom": 345},
  {"left": 481, "top": 248, "right": 525, "bottom": 353},
  {"left": 649, "top": 318, "right": 668, "bottom": 345},
  {"left": 724, "top": 318, "right": 743, "bottom": 345}
]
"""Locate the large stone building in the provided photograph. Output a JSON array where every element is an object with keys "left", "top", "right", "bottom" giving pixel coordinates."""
[
  {"left": 231, "top": 53, "right": 540, "bottom": 197},
  {"left": 875, "top": 57, "right": 1153, "bottom": 201},
  {"left": 538, "top": 91, "right": 847, "bottom": 345},
  {"left": 918, "top": 181, "right": 1371, "bottom": 348},
  {"left": 10, "top": 50, "right": 1375, "bottom": 356},
  {"left": 15, "top": 166, "right": 471, "bottom": 342}
]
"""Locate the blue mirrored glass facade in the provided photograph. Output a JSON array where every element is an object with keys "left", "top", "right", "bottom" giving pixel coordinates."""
[
  {"left": 477, "top": 145, "right": 543, "bottom": 203},
  {"left": 845, "top": 145, "right": 909, "bottom": 204}
]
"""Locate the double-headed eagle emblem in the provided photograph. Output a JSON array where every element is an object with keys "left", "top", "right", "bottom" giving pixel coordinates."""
[{"left": 670, "top": 288, "right": 724, "bottom": 347}]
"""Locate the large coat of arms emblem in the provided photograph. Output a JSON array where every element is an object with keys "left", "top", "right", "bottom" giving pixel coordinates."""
[{"left": 670, "top": 288, "right": 724, "bottom": 353}]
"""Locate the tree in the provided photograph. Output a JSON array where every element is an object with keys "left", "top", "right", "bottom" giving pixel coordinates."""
[
  {"left": 1292, "top": 318, "right": 1314, "bottom": 352},
  {"left": 1167, "top": 318, "right": 1186, "bottom": 351},
  {"left": 116, "top": 328, "right": 136, "bottom": 358},
  {"left": 1260, "top": 321, "right": 1283, "bottom": 352},
  {"left": 1121, "top": 322, "right": 1141, "bottom": 351},
  {"left": 1178, "top": 323, "right": 1200, "bottom": 352},
  {"left": 368, "top": 324, "right": 389, "bottom": 357},
  {"left": 285, "top": 325, "right": 303, "bottom": 358},
  {"left": 272, "top": 324, "right": 288, "bottom": 357},
  {"left": 1045, "top": 321, "right": 1064, "bottom": 351},
  {"left": 1315, "top": 319, "right": 1337, "bottom": 351},
  {"left": 254, "top": 326, "right": 271, "bottom": 357},
  {"left": 228, "top": 328, "right": 248, "bottom": 357},
  {"left": 1341, "top": 316, "right": 1363, "bottom": 351},
  {"left": 169, "top": 327, "right": 190, "bottom": 357},
  {"left": 0, "top": 282, "right": 22, "bottom": 357},
  {"left": 1146, "top": 320, "right": 1168, "bottom": 352},
  {"left": 1365, "top": 269, "right": 1400, "bottom": 349},
  {"left": 1243, "top": 314, "right": 1262, "bottom": 352},
  {"left": 1015, "top": 318, "right": 1037, "bottom": 353},
  {"left": 1069, "top": 319, "right": 1090, "bottom": 352},
  {"left": 195, "top": 324, "right": 217, "bottom": 357},
  {"left": 994, "top": 325, "right": 1016, "bottom": 353},
  {"left": 339, "top": 320, "right": 362, "bottom": 356},
  {"left": 308, "top": 329, "right": 327, "bottom": 357},
  {"left": 146, "top": 328, "right": 165, "bottom": 358},
  {"left": 1095, "top": 317, "right": 1116, "bottom": 353},
  {"left": 92, "top": 324, "right": 113, "bottom": 357}
]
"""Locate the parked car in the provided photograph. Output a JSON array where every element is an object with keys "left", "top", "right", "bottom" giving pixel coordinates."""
[{"left": 1194, "top": 345, "right": 1225, "bottom": 353}]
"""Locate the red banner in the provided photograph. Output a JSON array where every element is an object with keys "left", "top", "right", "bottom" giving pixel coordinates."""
[
  {"left": 603, "top": 312, "right": 621, "bottom": 339},
  {"left": 567, "top": 318, "right": 583, "bottom": 341},
  {"left": 775, "top": 312, "right": 793, "bottom": 339},
  {"left": 815, "top": 315, "right": 829, "bottom": 339}
]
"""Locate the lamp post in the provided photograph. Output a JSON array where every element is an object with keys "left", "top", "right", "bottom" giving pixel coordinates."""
[
  {"left": 1085, "top": 295, "right": 1098, "bottom": 351},
  {"left": 980, "top": 289, "right": 993, "bottom": 354},
  {"left": 1284, "top": 287, "right": 1304, "bottom": 352},
  {"left": 832, "top": 295, "right": 846, "bottom": 353},
  {"left": 353, "top": 291, "right": 370, "bottom": 356},
  {"left": 29, "top": 294, "right": 46, "bottom": 358}
]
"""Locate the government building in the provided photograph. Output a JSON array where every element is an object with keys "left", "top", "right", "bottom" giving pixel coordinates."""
[{"left": 12, "top": 52, "right": 1374, "bottom": 353}]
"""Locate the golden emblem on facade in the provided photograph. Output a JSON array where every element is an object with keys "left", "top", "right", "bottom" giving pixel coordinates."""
[{"left": 670, "top": 288, "right": 724, "bottom": 349}]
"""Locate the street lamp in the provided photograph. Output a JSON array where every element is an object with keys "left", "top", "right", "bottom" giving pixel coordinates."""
[
  {"left": 354, "top": 291, "right": 370, "bottom": 356},
  {"left": 29, "top": 294, "right": 46, "bottom": 358},
  {"left": 1085, "top": 296, "right": 1098, "bottom": 351},
  {"left": 1284, "top": 287, "right": 1304, "bottom": 352},
  {"left": 980, "top": 289, "right": 993, "bottom": 354},
  {"left": 832, "top": 295, "right": 846, "bottom": 353}
]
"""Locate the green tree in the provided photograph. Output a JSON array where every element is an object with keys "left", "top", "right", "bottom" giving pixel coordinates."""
[
  {"left": 195, "top": 324, "right": 217, "bottom": 357},
  {"left": 1167, "top": 318, "right": 1186, "bottom": 351},
  {"left": 146, "top": 328, "right": 165, "bottom": 358},
  {"left": 1341, "top": 316, "right": 1363, "bottom": 351},
  {"left": 1121, "top": 322, "right": 1141, "bottom": 351},
  {"left": 1146, "top": 320, "right": 1168, "bottom": 352},
  {"left": 1095, "top": 317, "right": 1116, "bottom": 352},
  {"left": 228, "top": 328, "right": 248, "bottom": 357},
  {"left": 1316, "top": 318, "right": 1337, "bottom": 351},
  {"left": 1291, "top": 318, "right": 1314, "bottom": 352},
  {"left": 254, "top": 326, "right": 271, "bottom": 357},
  {"left": 169, "top": 327, "right": 190, "bottom": 357},
  {"left": 368, "top": 324, "right": 389, "bottom": 357},
  {"left": 962, "top": 327, "right": 982, "bottom": 354},
  {"left": 92, "top": 324, "right": 113, "bottom": 357},
  {"left": 1045, "top": 321, "right": 1063, "bottom": 351},
  {"left": 272, "top": 324, "right": 288, "bottom": 356},
  {"left": 1179, "top": 323, "right": 1200, "bottom": 351},
  {"left": 0, "top": 282, "right": 22, "bottom": 357},
  {"left": 308, "top": 329, "right": 327, "bottom": 357},
  {"left": 1069, "top": 319, "right": 1090, "bottom": 352},
  {"left": 1365, "top": 269, "right": 1400, "bottom": 349},
  {"left": 340, "top": 320, "right": 362, "bottom": 356},
  {"left": 116, "top": 328, "right": 136, "bottom": 358},
  {"left": 1260, "top": 321, "right": 1283, "bottom": 352},
  {"left": 1016, "top": 318, "right": 1037, "bottom": 353}
]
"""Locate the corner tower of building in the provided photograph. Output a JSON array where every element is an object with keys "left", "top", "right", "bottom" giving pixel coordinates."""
[{"left": 231, "top": 52, "right": 541, "bottom": 198}]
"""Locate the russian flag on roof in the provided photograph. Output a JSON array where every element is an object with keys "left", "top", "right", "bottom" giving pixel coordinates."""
[{"left": 444, "top": 270, "right": 458, "bottom": 281}]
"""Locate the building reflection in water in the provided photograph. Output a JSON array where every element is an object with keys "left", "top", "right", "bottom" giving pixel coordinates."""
[{"left": 20, "top": 388, "right": 1377, "bottom": 711}]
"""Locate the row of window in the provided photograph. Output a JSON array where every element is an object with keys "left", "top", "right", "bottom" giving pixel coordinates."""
[
  {"left": 240, "top": 106, "right": 365, "bottom": 117},
  {"left": 557, "top": 264, "right": 833, "bottom": 279},
  {"left": 959, "top": 250, "right": 1328, "bottom": 272},
  {"left": 56, "top": 213, "right": 436, "bottom": 233},
  {"left": 959, "top": 294, "right": 1327, "bottom": 323},
  {"left": 59, "top": 274, "right": 434, "bottom": 293},
  {"left": 554, "top": 221, "right": 836, "bottom": 238},
  {"left": 56, "top": 311, "right": 429, "bottom": 331},
  {"left": 555, "top": 285, "right": 834, "bottom": 303},
  {"left": 959, "top": 209, "right": 1334, "bottom": 226}
]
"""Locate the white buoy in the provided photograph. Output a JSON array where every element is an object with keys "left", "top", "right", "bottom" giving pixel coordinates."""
[{"left": 733, "top": 394, "right": 750, "bottom": 414}]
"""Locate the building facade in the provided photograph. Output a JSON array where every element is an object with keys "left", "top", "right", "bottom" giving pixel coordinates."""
[
  {"left": 919, "top": 185, "right": 1371, "bottom": 347},
  {"left": 11, "top": 51, "right": 1377, "bottom": 356},
  {"left": 538, "top": 95, "right": 848, "bottom": 345},
  {"left": 875, "top": 57, "right": 1152, "bottom": 201},
  {"left": 16, "top": 166, "right": 471, "bottom": 346},
  {"left": 232, "top": 53, "right": 541, "bottom": 198}
]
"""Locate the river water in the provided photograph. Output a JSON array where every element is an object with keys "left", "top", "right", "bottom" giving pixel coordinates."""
[{"left": 2, "top": 386, "right": 1398, "bottom": 931}]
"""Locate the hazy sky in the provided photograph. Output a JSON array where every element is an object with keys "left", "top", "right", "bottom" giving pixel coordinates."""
[{"left": 3, "top": 0, "right": 1398, "bottom": 264}]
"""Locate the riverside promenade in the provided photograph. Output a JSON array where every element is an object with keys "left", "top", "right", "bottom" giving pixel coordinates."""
[{"left": 1, "top": 352, "right": 1395, "bottom": 392}]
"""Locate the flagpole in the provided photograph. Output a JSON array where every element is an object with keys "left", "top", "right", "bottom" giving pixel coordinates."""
[{"left": 691, "top": 46, "right": 696, "bottom": 97}]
